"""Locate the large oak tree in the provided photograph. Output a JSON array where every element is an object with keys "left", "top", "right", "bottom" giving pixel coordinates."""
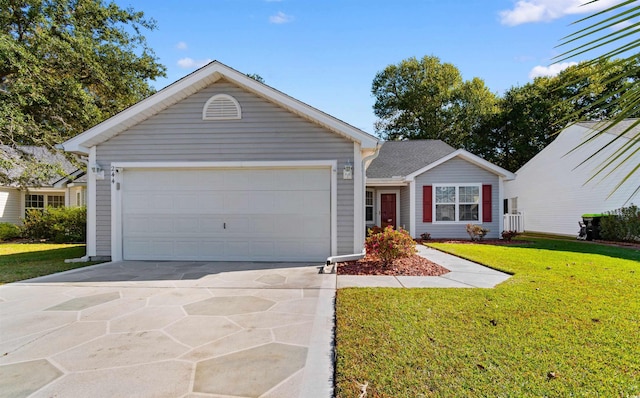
[{"left": 0, "top": 0, "right": 166, "bottom": 183}]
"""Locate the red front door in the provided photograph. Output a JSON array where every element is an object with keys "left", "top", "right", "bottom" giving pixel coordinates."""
[{"left": 380, "top": 193, "right": 397, "bottom": 229}]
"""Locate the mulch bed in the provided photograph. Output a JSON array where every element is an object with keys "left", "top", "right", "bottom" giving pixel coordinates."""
[
  {"left": 416, "top": 238, "right": 535, "bottom": 245},
  {"left": 337, "top": 254, "right": 450, "bottom": 276}
]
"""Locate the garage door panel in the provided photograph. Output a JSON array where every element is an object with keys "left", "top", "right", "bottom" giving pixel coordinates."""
[{"left": 122, "top": 167, "right": 331, "bottom": 261}]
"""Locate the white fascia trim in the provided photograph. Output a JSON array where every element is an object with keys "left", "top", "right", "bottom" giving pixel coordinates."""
[
  {"left": 353, "top": 143, "right": 363, "bottom": 252},
  {"left": 110, "top": 160, "right": 339, "bottom": 261},
  {"left": 86, "top": 147, "right": 97, "bottom": 257},
  {"left": 498, "top": 177, "right": 505, "bottom": 236},
  {"left": 409, "top": 181, "right": 416, "bottom": 237},
  {"left": 366, "top": 178, "right": 408, "bottom": 187},
  {"left": 376, "top": 189, "right": 401, "bottom": 228},
  {"left": 62, "top": 61, "right": 379, "bottom": 152},
  {"left": 405, "top": 149, "right": 516, "bottom": 181},
  {"left": 111, "top": 160, "right": 336, "bottom": 169},
  {"left": 24, "top": 188, "right": 67, "bottom": 193}
]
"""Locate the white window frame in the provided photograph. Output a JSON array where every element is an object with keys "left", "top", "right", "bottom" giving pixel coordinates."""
[
  {"left": 365, "top": 189, "right": 374, "bottom": 223},
  {"left": 433, "top": 183, "right": 482, "bottom": 224}
]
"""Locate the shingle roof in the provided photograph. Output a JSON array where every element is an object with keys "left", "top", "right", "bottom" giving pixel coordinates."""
[
  {"left": 575, "top": 119, "right": 640, "bottom": 139},
  {"left": 366, "top": 140, "right": 457, "bottom": 178},
  {"left": 0, "top": 145, "right": 81, "bottom": 187}
]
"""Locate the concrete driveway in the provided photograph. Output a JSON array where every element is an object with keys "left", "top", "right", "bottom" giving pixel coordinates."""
[{"left": 0, "top": 261, "right": 336, "bottom": 398}]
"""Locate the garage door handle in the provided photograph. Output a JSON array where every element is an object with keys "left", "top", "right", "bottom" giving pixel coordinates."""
[{"left": 224, "top": 222, "right": 226, "bottom": 229}]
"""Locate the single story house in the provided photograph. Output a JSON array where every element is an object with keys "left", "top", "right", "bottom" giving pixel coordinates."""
[
  {"left": 366, "top": 140, "right": 516, "bottom": 239},
  {"left": 60, "top": 61, "right": 379, "bottom": 262},
  {"left": 504, "top": 120, "right": 640, "bottom": 236},
  {"left": 60, "top": 61, "right": 517, "bottom": 262},
  {"left": 0, "top": 146, "right": 86, "bottom": 225}
]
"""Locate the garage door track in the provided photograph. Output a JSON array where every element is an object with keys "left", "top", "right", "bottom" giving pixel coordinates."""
[{"left": 0, "top": 261, "right": 335, "bottom": 398}]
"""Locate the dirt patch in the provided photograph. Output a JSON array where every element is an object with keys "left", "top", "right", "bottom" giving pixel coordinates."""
[{"left": 337, "top": 254, "right": 450, "bottom": 276}]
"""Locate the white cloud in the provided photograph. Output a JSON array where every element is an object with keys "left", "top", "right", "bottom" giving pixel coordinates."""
[
  {"left": 175, "top": 41, "right": 188, "bottom": 50},
  {"left": 528, "top": 62, "right": 578, "bottom": 78},
  {"left": 499, "top": 0, "right": 620, "bottom": 26},
  {"left": 177, "top": 57, "right": 213, "bottom": 69},
  {"left": 269, "top": 11, "right": 294, "bottom": 24}
]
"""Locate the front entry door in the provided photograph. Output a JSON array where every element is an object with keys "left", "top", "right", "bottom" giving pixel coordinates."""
[{"left": 380, "top": 193, "right": 397, "bottom": 229}]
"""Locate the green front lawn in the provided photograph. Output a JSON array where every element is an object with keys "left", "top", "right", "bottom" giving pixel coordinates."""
[
  {"left": 335, "top": 238, "right": 640, "bottom": 397},
  {"left": 0, "top": 243, "right": 99, "bottom": 284}
]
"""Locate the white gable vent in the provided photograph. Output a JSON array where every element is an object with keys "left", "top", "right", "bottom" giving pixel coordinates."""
[{"left": 202, "top": 94, "right": 242, "bottom": 120}]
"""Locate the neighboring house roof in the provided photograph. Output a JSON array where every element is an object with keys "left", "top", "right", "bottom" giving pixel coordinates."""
[
  {"left": 60, "top": 60, "right": 379, "bottom": 154},
  {"left": 0, "top": 145, "right": 83, "bottom": 188},
  {"left": 575, "top": 119, "right": 640, "bottom": 140},
  {"left": 367, "top": 140, "right": 515, "bottom": 180}
]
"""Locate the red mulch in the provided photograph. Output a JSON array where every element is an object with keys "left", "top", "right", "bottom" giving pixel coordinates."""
[{"left": 337, "top": 254, "right": 450, "bottom": 276}]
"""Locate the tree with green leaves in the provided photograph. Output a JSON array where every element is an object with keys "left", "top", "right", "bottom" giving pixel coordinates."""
[
  {"left": 473, "top": 57, "right": 640, "bottom": 172},
  {"left": 372, "top": 55, "right": 498, "bottom": 149},
  {"left": 0, "top": 0, "right": 166, "bottom": 184},
  {"left": 555, "top": 0, "right": 640, "bottom": 195}
]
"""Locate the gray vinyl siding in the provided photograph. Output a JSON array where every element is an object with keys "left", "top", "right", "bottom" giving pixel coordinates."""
[
  {"left": 95, "top": 79, "right": 355, "bottom": 257},
  {"left": 399, "top": 185, "right": 411, "bottom": 233},
  {"left": 414, "top": 158, "right": 500, "bottom": 239}
]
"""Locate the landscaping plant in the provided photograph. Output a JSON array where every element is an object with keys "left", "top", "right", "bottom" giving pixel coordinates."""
[
  {"left": 501, "top": 230, "right": 520, "bottom": 241},
  {"left": 466, "top": 223, "right": 489, "bottom": 241},
  {"left": 365, "top": 225, "right": 416, "bottom": 266},
  {"left": 600, "top": 204, "right": 640, "bottom": 242},
  {"left": 22, "top": 206, "right": 86, "bottom": 243},
  {"left": 0, "top": 223, "right": 21, "bottom": 241}
]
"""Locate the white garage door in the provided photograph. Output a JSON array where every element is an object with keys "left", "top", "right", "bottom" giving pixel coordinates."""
[{"left": 121, "top": 167, "right": 331, "bottom": 262}]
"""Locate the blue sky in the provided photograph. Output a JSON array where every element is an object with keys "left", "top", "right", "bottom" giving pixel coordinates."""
[{"left": 114, "top": 0, "right": 619, "bottom": 135}]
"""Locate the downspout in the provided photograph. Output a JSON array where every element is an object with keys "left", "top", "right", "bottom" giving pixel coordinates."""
[{"left": 324, "top": 142, "right": 382, "bottom": 273}]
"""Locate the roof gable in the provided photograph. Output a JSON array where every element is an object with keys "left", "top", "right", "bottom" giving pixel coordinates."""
[
  {"left": 61, "top": 61, "right": 378, "bottom": 154},
  {"left": 366, "top": 140, "right": 515, "bottom": 181},
  {"left": 366, "top": 140, "right": 456, "bottom": 178}
]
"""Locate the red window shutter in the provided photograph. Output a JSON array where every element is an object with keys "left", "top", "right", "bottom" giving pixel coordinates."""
[
  {"left": 482, "top": 184, "right": 492, "bottom": 222},
  {"left": 423, "top": 185, "right": 433, "bottom": 222}
]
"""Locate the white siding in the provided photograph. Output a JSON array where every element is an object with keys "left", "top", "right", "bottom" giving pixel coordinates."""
[
  {"left": 0, "top": 188, "right": 22, "bottom": 224},
  {"left": 504, "top": 124, "right": 640, "bottom": 236},
  {"left": 95, "top": 79, "right": 355, "bottom": 257},
  {"left": 414, "top": 158, "right": 500, "bottom": 239}
]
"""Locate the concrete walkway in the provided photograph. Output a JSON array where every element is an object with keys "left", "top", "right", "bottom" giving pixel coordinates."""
[
  {"left": 0, "top": 261, "right": 336, "bottom": 398},
  {"left": 337, "top": 245, "right": 512, "bottom": 288}
]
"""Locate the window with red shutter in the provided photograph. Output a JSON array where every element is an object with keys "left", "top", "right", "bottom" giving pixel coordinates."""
[
  {"left": 423, "top": 185, "right": 432, "bottom": 222},
  {"left": 482, "top": 184, "right": 492, "bottom": 222}
]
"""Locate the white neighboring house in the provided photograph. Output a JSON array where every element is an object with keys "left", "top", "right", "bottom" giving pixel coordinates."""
[
  {"left": 0, "top": 146, "right": 86, "bottom": 225},
  {"left": 504, "top": 120, "right": 640, "bottom": 236}
]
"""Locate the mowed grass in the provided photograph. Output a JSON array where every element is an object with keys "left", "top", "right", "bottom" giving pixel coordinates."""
[
  {"left": 335, "top": 238, "right": 640, "bottom": 397},
  {"left": 0, "top": 243, "right": 98, "bottom": 284}
]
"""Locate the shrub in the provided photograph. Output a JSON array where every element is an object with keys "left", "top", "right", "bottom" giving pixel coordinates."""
[
  {"left": 367, "top": 225, "right": 383, "bottom": 236},
  {"left": 0, "top": 222, "right": 21, "bottom": 241},
  {"left": 22, "top": 206, "right": 86, "bottom": 243},
  {"left": 501, "top": 230, "right": 520, "bottom": 242},
  {"left": 420, "top": 232, "right": 431, "bottom": 240},
  {"left": 365, "top": 225, "right": 416, "bottom": 266},
  {"left": 466, "top": 224, "right": 490, "bottom": 241},
  {"left": 600, "top": 204, "right": 640, "bottom": 242}
]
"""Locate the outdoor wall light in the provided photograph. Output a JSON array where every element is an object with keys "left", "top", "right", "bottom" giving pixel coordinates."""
[
  {"left": 91, "top": 164, "right": 105, "bottom": 180},
  {"left": 343, "top": 160, "right": 353, "bottom": 180}
]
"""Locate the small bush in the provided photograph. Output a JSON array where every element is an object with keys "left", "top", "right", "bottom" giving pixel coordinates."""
[
  {"left": 367, "top": 225, "right": 383, "bottom": 237},
  {"left": 420, "top": 232, "right": 431, "bottom": 240},
  {"left": 365, "top": 225, "right": 416, "bottom": 266},
  {"left": 22, "top": 206, "right": 86, "bottom": 243},
  {"left": 600, "top": 204, "right": 640, "bottom": 242},
  {"left": 0, "top": 222, "right": 21, "bottom": 241},
  {"left": 501, "top": 230, "right": 520, "bottom": 242},
  {"left": 466, "top": 224, "right": 490, "bottom": 241}
]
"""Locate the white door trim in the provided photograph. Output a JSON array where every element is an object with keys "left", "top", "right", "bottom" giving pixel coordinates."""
[
  {"left": 110, "top": 160, "right": 337, "bottom": 262},
  {"left": 376, "top": 189, "right": 400, "bottom": 228}
]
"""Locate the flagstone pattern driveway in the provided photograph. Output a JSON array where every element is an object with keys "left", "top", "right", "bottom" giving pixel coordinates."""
[{"left": 0, "top": 261, "right": 335, "bottom": 398}]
